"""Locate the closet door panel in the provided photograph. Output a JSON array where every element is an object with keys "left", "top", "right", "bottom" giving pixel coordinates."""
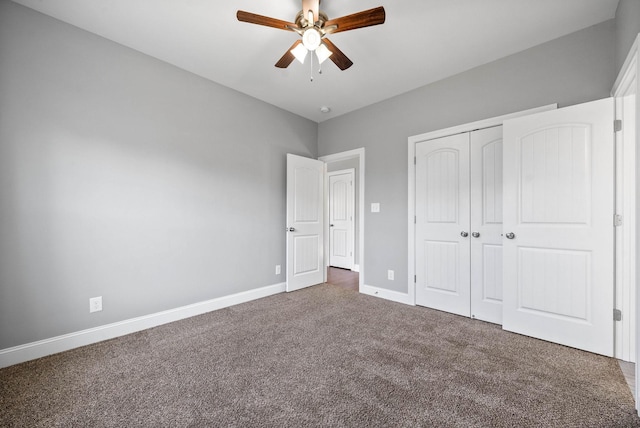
[
  {"left": 470, "top": 126, "right": 504, "bottom": 324},
  {"left": 415, "top": 133, "right": 470, "bottom": 316},
  {"left": 502, "top": 98, "right": 614, "bottom": 356}
]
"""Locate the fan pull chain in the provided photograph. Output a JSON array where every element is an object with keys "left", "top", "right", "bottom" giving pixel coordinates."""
[{"left": 310, "top": 50, "right": 314, "bottom": 82}]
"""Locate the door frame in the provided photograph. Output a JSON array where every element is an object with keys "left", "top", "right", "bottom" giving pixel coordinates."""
[
  {"left": 611, "top": 32, "right": 639, "bottom": 410},
  {"left": 327, "top": 168, "right": 355, "bottom": 270},
  {"left": 612, "top": 34, "right": 638, "bottom": 364},
  {"left": 407, "top": 104, "right": 557, "bottom": 306},
  {"left": 319, "top": 148, "right": 365, "bottom": 290}
]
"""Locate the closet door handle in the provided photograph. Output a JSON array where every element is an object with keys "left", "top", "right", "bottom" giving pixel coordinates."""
[
  {"left": 460, "top": 231, "right": 469, "bottom": 238},
  {"left": 471, "top": 232, "right": 480, "bottom": 238},
  {"left": 505, "top": 232, "right": 515, "bottom": 239}
]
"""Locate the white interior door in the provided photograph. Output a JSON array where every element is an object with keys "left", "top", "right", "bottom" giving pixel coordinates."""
[
  {"left": 328, "top": 170, "right": 354, "bottom": 269},
  {"left": 470, "top": 126, "right": 504, "bottom": 324},
  {"left": 502, "top": 98, "right": 614, "bottom": 356},
  {"left": 286, "top": 154, "right": 324, "bottom": 292},
  {"left": 415, "top": 133, "right": 471, "bottom": 316}
]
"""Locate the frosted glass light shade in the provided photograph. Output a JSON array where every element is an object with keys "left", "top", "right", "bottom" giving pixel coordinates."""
[
  {"left": 316, "top": 43, "right": 333, "bottom": 64},
  {"left": 291, "top": 43, "right": 308, "bottom": 64}
]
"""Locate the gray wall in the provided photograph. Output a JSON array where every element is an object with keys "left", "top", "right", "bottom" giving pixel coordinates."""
[
  {"left": 327, "top": 158, "right": 359, "bottom": 266},
  {"left": 615, "top": 0, "right": 640, "bottom": 75},
  {"left": 0, "top": 2, "right": 316, "bottom": 349},
  {"left": 318, "top": 20, "right": 616, "bottom": 293}
]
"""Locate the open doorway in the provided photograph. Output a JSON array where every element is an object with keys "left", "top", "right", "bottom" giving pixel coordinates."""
[
  {"left": 327, "top": 267, "right": 358, "bottom": 291},
  {"left": 319, "top": 149, "right": 364, "bottom": 291}
]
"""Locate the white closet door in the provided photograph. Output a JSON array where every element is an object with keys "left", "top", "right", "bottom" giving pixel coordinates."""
[
  {"left": 470, "top": 126, "right": 504, "bottom": 324},
  {"left": 328, "top": 171, "right": 354, "bottom": 269},
  {"left": 415, "top": 133, "right": 471, "bottom": 316},
  {"left": 502, "top": 98, "right": 614, "bottom": 356}
]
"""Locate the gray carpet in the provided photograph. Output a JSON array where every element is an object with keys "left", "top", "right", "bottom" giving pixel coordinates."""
[{"left": 1, "top": 283, "right": 639, "bottom": 427}]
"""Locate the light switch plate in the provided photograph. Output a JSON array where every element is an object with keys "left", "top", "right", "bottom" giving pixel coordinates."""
[{"left": 371, "top": 203, "right": 380, "bottom": 213}]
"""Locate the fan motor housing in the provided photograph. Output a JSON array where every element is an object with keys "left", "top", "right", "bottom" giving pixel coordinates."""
[{"left": 295, "top": 10, "right": 328, "bottom": 29}]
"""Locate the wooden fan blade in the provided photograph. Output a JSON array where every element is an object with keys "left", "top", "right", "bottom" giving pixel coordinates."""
[
  {"left": 302, "top": 0, "right": 319, "bottom": 23},
  {"left": 237, "top": 10, "right": 296, "bottom": 31},
  {"left": 275, "top": 40, "right": 303, "bottom": 68},
  {"left": 324, "top": 6, "right": 385, "bottom": 34},
  {"left": 323, "top": 38, "right": 353, "bottom": 70}
]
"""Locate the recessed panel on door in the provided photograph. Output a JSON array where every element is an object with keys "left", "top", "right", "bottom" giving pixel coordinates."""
[
  {"left": 424, "top": 240, "right": 460, "bottom": 293},
  {"left": 517, "top": 247, "right": 590, "bottom": 320},
  {"left": 294, "top": 167, "right": 321, "bottom": 223},
  {"left": 519, "top": 126, "right": 590, "bottom": 225},
  {"left": 293, "top": 235, "right": 320, "bottom": 276},
  {"left": 482, "top": 245, "right": 503, "bottom": 300}
]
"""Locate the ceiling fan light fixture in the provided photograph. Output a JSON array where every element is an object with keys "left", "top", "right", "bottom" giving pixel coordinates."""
[
  {"left": 315, "top": 43, "right": 332, "bottom": 64},
  {"left": 302, "top": 28, "right": 321, "bottom": 51},
  {"left": 291, "top": 43, "right": 308, "bottom": 64},
  {"left": 237, "top": 2, "right": 386, "bottom": 73}
]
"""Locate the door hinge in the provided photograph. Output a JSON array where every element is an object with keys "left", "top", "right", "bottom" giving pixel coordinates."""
[
  {"left": 614, "top": 214, "right": 623, "bottom": 227},
  {"left": 614, "top": 119, "right": 622, "bottom": 132},
  {"left": 414, "top": 215, "right": 417, "bottom": 224},
  {"left": 614, "top": 309, "right": 622, "bottom": 321},
  {"left": 414, "top": 275, "right": 417, "bottom": 283},
  {"left": 414, "top": 156, "right": 416, "bottom": 165}
]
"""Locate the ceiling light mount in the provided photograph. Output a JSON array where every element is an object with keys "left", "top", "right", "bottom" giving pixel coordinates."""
[{"left": 302, "top": 27, "right": 322, "bottom": 51}]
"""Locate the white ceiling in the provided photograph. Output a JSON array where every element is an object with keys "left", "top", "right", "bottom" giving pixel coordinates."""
[{"left": 11, "top": 0, "right": 619, "bottom": 122}]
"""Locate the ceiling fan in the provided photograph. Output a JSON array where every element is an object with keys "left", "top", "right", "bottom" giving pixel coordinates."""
[{"left": 236, "top": 0, "right": 385, "bottom": 71}]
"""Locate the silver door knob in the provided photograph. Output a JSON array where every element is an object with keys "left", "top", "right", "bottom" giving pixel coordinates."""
[
  {"left": 472, "top": 232, "right": 480, "bottom": 238},
  {"left": 287, "top": 227, "right": 295, "bottom": 232},
  {"left": 330, "top": 224, "right": 334, "bottom": 227},
  {"left": 505, "top": 232, "right": 515, "bottom": 239},
  {"left": 460, "top": 231, "right": 469, "bottom": 238}
]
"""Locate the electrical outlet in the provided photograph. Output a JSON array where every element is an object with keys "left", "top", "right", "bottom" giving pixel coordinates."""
[
  {"left": 387, "top": 270, "right": 394, "bottom": 280},
  {"left": 89, "top": 296, "right": 102, "bottom": 313},
  {"left": 275, "top": 265, "right": 281, "bottom": 275}
]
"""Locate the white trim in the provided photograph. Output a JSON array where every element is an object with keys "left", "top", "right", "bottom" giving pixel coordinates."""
[
  {"left": 407, "top": 104, "right": 557, "bottom": 306},
  {"left": 408, "top": 104, "right": 558, "bottom": 144},
  {"left": 613, "top": 35, "right": 639, "bottom": 97},
  {"left": 319, "top": 148, "right": 365, "bottom": 291},
  {"left": 360, "top": 284, "right": 414, "bottom": 306},
  {"left": 612, "top": 44, "right": 638, "bottom": 364},
  {"left": 612, "top": 32, "right": 640, "bottom": 411},
  {"left": 0, "top": 282, "right": 286, "bottom": 369},
  {"left": 352, "top": 264, "right": 360, "bottom": 273},
  {"left": 327, "top": 168, "right": 356, "bottom": 270},
  {"left": 613, "top": 93, "right": 637, "bottom": 363}
]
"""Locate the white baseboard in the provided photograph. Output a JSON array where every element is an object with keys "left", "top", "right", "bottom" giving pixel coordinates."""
[
  {"left": 352, "top": 264, "right": 360, "bottom": 272},
  {"left": 0, "top": 282, "right": 286, "bottom": 369},
  {"left": 360, "top": 284, "right": 414, "bottom": 306}
]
